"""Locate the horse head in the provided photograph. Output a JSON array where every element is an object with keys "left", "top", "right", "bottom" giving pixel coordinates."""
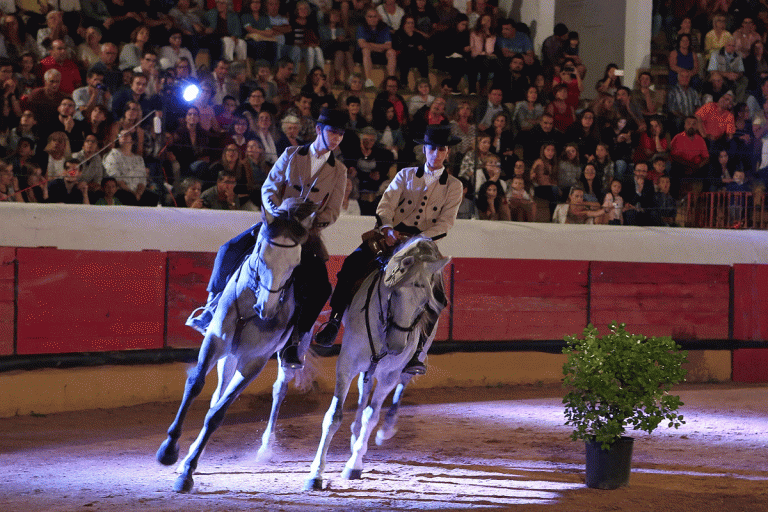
[
  {"left": 251, "top": 197, "right": 317, "bottom": 320},
  {"left": 382, "top": 237, "right": 450, "bottom": 354}
]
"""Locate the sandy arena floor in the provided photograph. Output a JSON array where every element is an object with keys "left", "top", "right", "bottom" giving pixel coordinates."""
[{"left": 0, "top": 382, "right": 767, "bottom": 511}]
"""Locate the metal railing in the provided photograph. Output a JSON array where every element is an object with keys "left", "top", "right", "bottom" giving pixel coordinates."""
[{"left": 684, "top": 191, "right": 768, "bottom": 229}]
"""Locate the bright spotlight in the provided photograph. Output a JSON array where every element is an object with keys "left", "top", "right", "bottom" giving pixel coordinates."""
[{"left": 182, "top": 83, "right": 200, "bottom": 102}]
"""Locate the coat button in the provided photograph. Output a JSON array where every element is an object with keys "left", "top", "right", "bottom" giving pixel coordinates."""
[
  {"left": 433, "top": 206, "right": 438, "bottom": 211},
  {"left": 433, "top": 219, "right": 437, "bottom": 223},
  {"left": 400, "top": 208, "right": 405, "bottom": 213},
  {"left": 418, "top": 209, "right": 423, "bottom": 213},
  {"left": 415, "top": 215, "right": 420, "bottom": 220},
  {"left": 408, "top": 200, "right": 412, "bottom": 204}
]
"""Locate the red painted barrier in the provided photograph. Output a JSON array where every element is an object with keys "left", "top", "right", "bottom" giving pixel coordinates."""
[
  {"left": 590, "top": 262, "right": 730, "bottom": 339},
  {"left": 0, "top": 248, "right": 15, "bottom": 356},
  {"left": 16, "top": 248, "right": 166, "bottom": 354},
  {"left": 732, "top": 264, "right": 768, "bottom": 382},
  {"left": 166, "top": 251, "right": 217, "bottom": 349},
  {"left": 451, "top": 259, "right": 589, "bottom": 341}
]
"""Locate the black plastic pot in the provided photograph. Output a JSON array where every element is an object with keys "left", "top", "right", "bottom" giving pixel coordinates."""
[{"left": 584, "top": 436, "right": 634, "bottom": 489}]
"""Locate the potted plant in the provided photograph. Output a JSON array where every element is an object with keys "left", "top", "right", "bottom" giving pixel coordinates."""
[{"left": 562, "top": 322, "right": 688, "bottom": 489}]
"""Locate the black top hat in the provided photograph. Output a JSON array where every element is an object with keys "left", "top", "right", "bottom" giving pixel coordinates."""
[
  {"left": 414, "top": 125, "right": 461, "bottom": 147},
  {"left": 317, "top": 108, "right": 348, "bottom": 130}
]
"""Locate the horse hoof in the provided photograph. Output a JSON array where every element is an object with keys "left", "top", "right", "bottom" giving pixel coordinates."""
[
  {"left": 342, "top": 467, "right": 362, "bottom": 480},
  {"left": 304, "top": 477, "right": 323, "bottom": 491},
  {"left": 375, "top": 427, "right": 397, "bottom": 446},
  {"left": 173, "top": 474, "right": 194, "bottom": 493},
  {"left": 156, "top": 439, "right": 179, "bottom": 466}
]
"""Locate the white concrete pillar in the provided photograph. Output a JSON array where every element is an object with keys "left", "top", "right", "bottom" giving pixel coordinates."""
[{"left": 624, "top": 0, "right": 654, "bottom": 83}]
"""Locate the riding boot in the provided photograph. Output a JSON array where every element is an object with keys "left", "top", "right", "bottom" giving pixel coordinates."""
[
  {"left": 185, "top": 292, "right": 221, "bottom": 335},
  {"left": 402, "top": 338, "right": 427, "bottom": 375},
  {"left": 314, "top": 310, "right": 343, "bottom": 346},
  {"left": 280, "top": 330, "right": 304, "bottom": 370}
]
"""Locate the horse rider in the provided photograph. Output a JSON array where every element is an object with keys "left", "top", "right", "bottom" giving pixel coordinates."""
[
  {"left": 186, "top": 107, "right": 349, "bottom": 370},
  {"left": 314, "top": 124, "right": 464, "bottom": 374}
]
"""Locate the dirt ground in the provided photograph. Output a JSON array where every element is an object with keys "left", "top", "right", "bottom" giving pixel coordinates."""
[{"left": 0, "top": 382, "right": 767, "bottom": 512}]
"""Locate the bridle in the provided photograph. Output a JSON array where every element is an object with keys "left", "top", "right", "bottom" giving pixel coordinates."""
[{"left": 248, "top": 235, "right": 300, "bottom": 301}]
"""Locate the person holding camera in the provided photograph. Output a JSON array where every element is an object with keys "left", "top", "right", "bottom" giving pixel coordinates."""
[
  {"left": 553, "top": 61, "right": 583, "bottom": 111},
  {"left": 73, "top": 69, "right": 112, "bottom": 122}
]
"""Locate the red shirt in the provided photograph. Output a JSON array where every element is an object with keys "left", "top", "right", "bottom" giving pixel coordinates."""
[
  {"left": 695, "top": 102, "right": 735, "bottom": 140},
  {"left": 39, "top": 57, "right": 82, "bottom": 96},
  {"left": 671, "top": 132, "right": 709, "bottom": 172}
]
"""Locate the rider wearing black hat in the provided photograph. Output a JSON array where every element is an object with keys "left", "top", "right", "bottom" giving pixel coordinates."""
[
  {"left": 314, "top": 124, "right": 463, "bottom": 374},
  {"left": 187, "top": 108, "right": 349, "bottom": 369}
]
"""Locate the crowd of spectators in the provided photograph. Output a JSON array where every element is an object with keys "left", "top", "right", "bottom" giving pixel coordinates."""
[{"left": 0, "top": 0, "right": 765, "bottom": 228}]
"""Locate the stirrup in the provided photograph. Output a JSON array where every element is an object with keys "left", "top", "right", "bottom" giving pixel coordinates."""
[
  {"left": 314, "top": 316, "right": 341, "bottom": 347},
  {"left": 402, "top": 353, "right": 426, "bottom": 375},
  {"left": 280, "top": 344, "right": 304, "bottom": 370},
  {"left": 185, "top": 305, "right": 213, "bottom": 335}
]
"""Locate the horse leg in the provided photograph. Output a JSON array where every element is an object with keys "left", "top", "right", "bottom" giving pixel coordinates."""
[
  {"left": 156, "top": 335, "right": 219, "bottom": 466},
  {"left": 305, "top": 375, "right": 354, "bottom": 491},
  {"left": 351, "top": 372, "right": 374, "bottom": 452},
  {"left": 175, "top": 357, "right": 269, "bottom": 493},
  {"left": 256, "top": 362, "right": 294, "bottom": 462},
  {"left": 376, "top": 374, "right": 413, "bottom": 446},
  {"left": 211, "top": 355, "right": 237, "bottom": 408},
  {"left": 342, "top": 371, "right": 399, "bottom": 480}
]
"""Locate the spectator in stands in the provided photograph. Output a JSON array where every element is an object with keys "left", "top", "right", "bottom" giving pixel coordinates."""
[
  {"left": 16, "top": 52, "right": 40, "bottom": 97},
  {"left": 705, "top": 14, "right": 732, "bottom": 59},
  {"left": 237, "top": 87, "right": 269, "bottom": 132},
  {"left": 344, "top": 125, "right": 393, "bottom": 215},
  {"left": 356, "top": 7, "right": 397, "bottom": 89},
  {"left": 553, "top": 61, "right": 582, "bottom": 110},
  {"left": 579, "top": 162, "right": 603, "bottom": 203},
  {"left": 2, "top": 14, "right": 37, "bottom": 64},
  {"left": 667, "top": 70, "right": 703, "bottom": 133},
  {"left": 668, "top": 33, "right": 701, "bottom": 89},
  {"left": 595, "top": 63, "right": 622, "bottom": 96},
  {"left": 449, "top": 100, "right": 476, "bottom": 167},
  {"left": 541, "top": 22, "right": 568, "bottom": 77},
  {"left": 466, "top": 0, "right": 498, "bottom": 28},
  {"left": 732, "top": 15, "right": 760, "bottom": 59},
  {"left": 0, "top": 58, "right": 21, "bottom": 131},
  {"left": 111, "top": 73, "right": 162, "bottom": 132},
  {"left": 36, "top": 10, "right": 73, "bottom": 58},
  {"left": 24, "top": 69, "right": 67, "bottom": 130},
  {"left": 377, "top": 0, "right": 405, "bottom": 33},
  {"left": 594, "top": 142, "right": 616, "bottom": 185},
  {"left": 564, "top": 109, "right": 600, "bottom": 164},
  {"left": 518, "top": 112, "right": 563, "bottom": 165},
  {"left": 512, "top": 85, "right": 544, "bottom": 136},
  {"left": 119, "top": 25, "right": 150, "bottom": 71},
  {"left": 743, "top": 40, "right": 768, "bottom": 93},
  {"left": 547, "top": 83, "right": 575, "bottom": 133},
  {"left": 456, "top": 177, "right": 477, "bottom": 218},
  {"left": 486, "top": 111, "right": 515, "bottom": 172},
  {"left": 200, "top": 169, "right": 240, "bottom": 210},
  {"left": 19, "top": 163, "right": 47, "bottom": 203},
  {"left": 602, "top": 178, "right": 624, "bottom": 225},
  {"left": 271, "top": 58, "right": 295, "bottom": 115},
  {"left": 670, "top": 116, "right": 710, "bottom": 197},
  {"left": 552, "top": 184, "right": 602, "bottom": 224},
  {"left": 43, "top": 97, "right": 87, "bottom": 153},
  {"left": 159, "top": 30, "right": 196, "bottom": 77},
  {"left": 301, "top": 66, "right": 337, "bottom": 117},
  {"left": 39, "top": 39, "right": 81, "bottom": 96},
  {"left": 77, "top": 26, "right": 104, "bottom": 70},
  {"left": 407, "top": 79, "right": 434, "bottom": 117},
  {"left": 337, "top": 73, "right": 371, "bottom": 122},
  {"left": 204, "top": 0, "right": 247, "bottom": 63},
  {"left": 614, "top": 86, "right": 646, "bottom": 132},
  {"left": 248, "top": 110, "right": 278, "bottom": 168},
  {"left": 410, "top": 95, "right": 448, "bottom": 144},
  {"left": 394, "top": 15, "right": 430, "bottom": 89},
  {"left": 73, "top": 70, "right": 112, "bottom": 122},
  {"left": 173, "top": 176, "right": 203, "bottom": 208},
  {"left": 223, "top": 115, "right": 252, "bottom": 157},
  {"left": 46, "top": 158, "right": 90, "bottom": 205},
  {"left": 696, "top": 89, "right": 735, "bottom": 143},
  {"left": 459, "top": 132, "right": 492, "bottom": 187},
  {"left": 72, "top": 134, "right": 104, "bottom": 197},
  {"left": 506, "top": 174, "right": 536, "bottom": 221},
  {"left": 474, "top": 152, "right": 506, "bottom": 194},
  {"left": 8, "top": 111, "right": 37, "bottom": 154},
  {"left": 634, "top": 116, "right": 670, "bottom": 164},
  {"left": 171, "top": 106, "right": 211, "bottom": 180},
  {"left": 497, "top": 52, "right": 530, "bottom": 105},
  {"left": 0, "top": 161, "right": 21, "bottom": 202},
  {"left": 191, "top": 80, "right": 223, "bottom": 134},
  {"left": 476, "top": 180, "right": 510, "bottom": 221},
  {"left": 633, "top": 71, "right": 663, "bottom": 117},
  {"left": 675, "top": 16, "right": 701, "bottom": 54},
  {"left": 94, "top": 177, "right": 122, "bottom": 206},
  {"left": 375, "top": 75, "right": 409, "bottom": 127},
  {"left": 563, "top": 30, "right": 586, "bottom": 79},
  {"left": 652, "top": 174, "right": 678, "bottom": 226},
  {"left": 205, "top": 143, "right": 246, "bottom": 194},
  {"left": 89, "top": 42, "right": 121, "bottom": 94},
  {"left": 495, "top": 18, "right": 534, "bottom": 68},
  {"left": 320, "top": 9, "right": 354, "bottom": 86},
  {"left": 286, "top": 1, "right": 324, "bottom": 74},
  {"left": 474, "top": 87, "right": 508, "bottom": 132},
  {"left": 468, "top": 13, "right": 497, "bottom": 95},
  {"left": 433, "top": 15, "right": 470, "bottom": 94},
  {"left": 168, "top": 0, "right": 206, "bottom": 59},
  {"left": 433, "top": 0, "right": 461, "bottom": 38},
  {"left": 708, "top": 148, "right": 738, "bottom": 191},
  {"left": 370, "top": 99, "right": 405, "bottom": 162},
  {"left": 275, "top": 114, "right": 303, "bottom": 156},
  {"left": 103, "top": 130, "right": 155, "bottom": 206},
  {"left": 282, "top": 90, "right": 316, "bottom": 142},
  {"left": 621, "top": 161, "right": 655, "bottom": 225},
  {"left": 557, "top": 143, "right": 582, "bottom": 194},
  {"left": 410, "top": 0, "right": 437, "bottom": 40},
  {"left": 531, "top": 142, "right": 559, "bottom": 212},
  {"left": 344, "top": 96, "right": 368, "bottom": 133},
  {"left": 702, "top": 70, "right": 730, "bottom": 104},
  {"left": 708, "top": 37, "right": 748, "bottom": 102}
]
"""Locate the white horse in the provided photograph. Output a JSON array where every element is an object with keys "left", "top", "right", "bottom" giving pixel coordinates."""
[
  {"left": 305, "top": 236, "right": 450, "bottom": 490},
  {"left": 156, "top": 198, "right": 316, "bottom": 493}
]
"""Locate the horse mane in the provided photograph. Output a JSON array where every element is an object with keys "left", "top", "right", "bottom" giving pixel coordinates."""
[{"left": 263, "top": 197, "right": 316, "bottom": 245}]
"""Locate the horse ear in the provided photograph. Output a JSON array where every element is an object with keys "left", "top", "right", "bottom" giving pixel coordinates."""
[
  {"left": 383, "top": 255, "right": 415, "bottom": 287},
  {"left": 426, "top": 257, "right": 451, "bottom": 276}
]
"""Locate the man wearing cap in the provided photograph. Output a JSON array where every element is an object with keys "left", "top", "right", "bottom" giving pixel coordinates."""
[
  {"left": 314, "top": 124, "right": 463, "bottom": 374},
  {"left": 186, "top": 108, "right": 349, "bottom": 369}
]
